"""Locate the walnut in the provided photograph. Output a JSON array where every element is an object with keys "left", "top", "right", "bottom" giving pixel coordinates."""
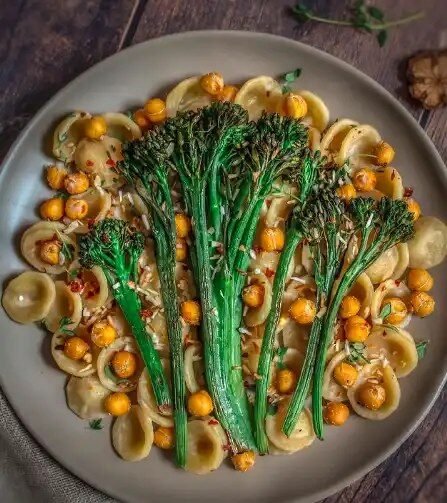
[{"left": 407, "top": 50, "right": 447, "bottom": 109}]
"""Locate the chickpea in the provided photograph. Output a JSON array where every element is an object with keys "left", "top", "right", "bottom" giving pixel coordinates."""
[
  {"left": 407, "top": 268, "right": 433, "bottom": 292},
  {"left": 242, "top": 283, "right": 265, "bottom": 308},
  {"left": 405, "top": 198, "right": 421, "bottom": 221},
  {"left": 64, "top": 172, "right": 90, "bottom": 195},
  {"left": 375, "top": 141, "right": 395, "bottom": 166},
  {"left": 84, "top": 115, "right": 107, "bottom": 140},
  {"left": 40, "top": 197, "right": 65, "bottom": 221},
  {"left": 39, "top": 239, "right": 61, "bottom": 265},
  {"left": 65, "top": 197, "right": 89, "bottom": 220},
  {"left": 344, "top": 315, "right": 370, "bottom": 343},
  {"left": 111, "top": 350, "right": 137, "bottom": 378},
  {"left": 187, "top": 390, "right": 214, "bottom": 416},
  {"left": 134, "top": 108, "right": 151, "bottom": 130},
  {"left": 91, "top": 320, "right": 116, "bottom": 348},
  {"left": 339, "top": 295, "right": 361, "bottom": 319},
  {"left": 175, "top": 239, "right": 188, "bottom": 262},
  {"left": 259, "top": 226, "right": 285, "bottom": 252},
  {"left": 409, "top": 291, "right": 435, "bottom": 317},
  {"left": 104, "top": 392, "right": 131, "bottom": 416},
  {"left": 284, "top": 93, "right": 308, "bottom": 119},
  {"left": 289, "top": 298, "right": 317, "bottom": 325},
  {"left": 231, "top": 450, "right": 256, "bottom": 472},
  {"left": 63, "top": 336, "right": 89, "bottom": 361},
  {"left": 382, "top": 297, "right": 407, "bottom": 324},
  {"left": 357, "top": 382, "right": 386, "bottom": 410},
  {"left": 46, "top": 165, "right": 67, "bottom": 190},
  {"left": 336, "top": 183, "right": 357, "bottom": 202},
  {"left": 200, "top": 72, "right": 224, "bottom": 96},
  {"left": 353, "top": 168, "right": 377, "bottom": 192},
  {"left": 181, "top": 300, "right": 201, "bottom": 325},
  {"left": 175, "top": 213, "right": 191, "bottom": 238},
  {"left": 333, "top": 362, "right": 358, "bottom": 388},
  {"left": 217, "top": 85, "right": 238, "bottom": 102},
  {"left": 153, "top": 426, "right": 174, "bottom": 449},
  {"left": 144, "top": 98, "right": 166, "bottom": 123},
  {"left": 276, "top": 368, "right": 297, "bottom": 394},
  {"left": 323, "top": 402, "right": 350, "bottom": 426}
]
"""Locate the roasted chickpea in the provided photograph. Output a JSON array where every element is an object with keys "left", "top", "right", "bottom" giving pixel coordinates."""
[
  {"left": 289, "top": 298, "right": 317, "bottom": 325},
  {"left": 231, "top": 450, "right": 256, "bottom": 472},
  {"left": 353, "top": 168, "right": 377, "bottom": 192},
  {"left": 65, "top": 197, "right": 89, "bottom": 220},
  {"left": 357, "top": 382, "right": 386, "bottom": 410},
  {"left": 333, "top": 362, "right": 358, "bottom": 388},
  {"left": 344, "top": 315, "right": 370, "bottom": 343},
  {"left": 406, "top": 198, "right": 421, "bottom": 221},
  {"left": 175, "top": 239, "right": 188, "bottom": 262},
  {"left": 63, "top": 336, "right": 89, "bottom": 361},
  {"left": 91, "top": 320, "right": 116, "bottom": 347},
  {"left": 242, "top": 283, "right": 265, "bottom": 308},
  {"left": 324, "top": 402, "right": 350, "bottom": 426},
  {"left": 134, "top": 108, "right": 151, "bottom": 130},
  {"left": 46, "top": 165, "right": 67, "bottom": 190},
  {"left": 144, "top": 98, "right": 166, "bottom": 123},
  {"left": 154, "top": 426, "right": 174, "bottom": 449},
  {"left": 382, "top": 297, "right": 407, "bottom": 324},
  {"left": 104, "top": 392, "right": 131, "bottom": 416},
  {"left": 40, "top": 197, "right": 65, "bottom": 221},
  {"left": 111, "top": 350, "right": 137, "bottom": 379},
  {"left": 336, "top": 183, "right": 357, "bottom": 202},
  {"left": 407, "top": 268, "right": 433, "bottom": 292},
  {"left": 276, "top": 368, "right": 297, "bottom": 394},
  {"left": 375, "top": 141, "right": 395, "bottom": 166},
  {"left": 339, "top": 295, "right": 361, "bottom": 319},
  {"left": 259, "top": 226, "right": 285, "bottom": 252},
  {"left": 284, "top": 93, "right": 308, "bottom": 119},
  {"left": 39, "top": 239, "right": 61, "bottom": 265},
  {"left": 187, "top": 390, "right": 214, "bottom": 416},
  {"left": 84, "top": 115, "right": 107, "bottom": 140},
  {"left": 64, "top": 172, "right": 90, "bottom": 195},
  {"left": 200, "top": 72, "right": 224, "bottom": 96},
  {"left": 409, "top": 291, "right": 435, "bottom": 317},
  {"left": 181, "top": 300, "right": 201, "bottom": 325},
  {"left": 175, "top": 213, "right": 191, "bottom": 238},
  {"left": 217, "top": 85, "right": 238, "bottom": 102}
]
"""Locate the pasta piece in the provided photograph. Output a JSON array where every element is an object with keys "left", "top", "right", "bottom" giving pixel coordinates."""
[
  {"left": 185, "top": 419, "right": 226, "bottom": 474},
  {"left": 243, "top": 336, "right": 262, "bottom": 374},
  {"left": 266, "top": 399, "right": 315, "bottom": 452},
  {"left": 336, "top": 124, "right": 381, "bottom": 169},
  {"left": 322, "top": 351, "right": 348, "bottom": 402},
  {"left": 244, "top": 272, "right": 273, "bottom": 327},
  {"left": 295, "top": 90, "right": 329, "bottom": 132},
  {"left": 264, "top": 183, "right": 297, "bottom": 228},
  {"left": 184, "top": 344, "right": 205, "bottom": 394},
  {"left": 347, "top": 272, "right": 374, "bottom": 318},
  {"left": 21, "top": 221, "right": 77, "bottom": 274},
  {"left": 175, "top": 263, "right": 197, "bottom": 301},
  {"left": 407, "top": 216, "right": 447, "bottom": 269},
  {"left": 68, "top": 261, "right": 109, "bottom": 310},
  {"left": 307, "top": 126, "right": 321, "bottom": 153},
  {"left": 44, "top": 281, "right": 82, "bottom": 332},
  {"left": 166, "top": 76, "right": 213, "bottom": 117},
  {"left": 282, "top": 347, "right": 304, "bottom": 375},
  {"left": 370, "top": 279, "right": 412, "bottom": 328},
  {"left": 2, "top": 271, "right": 55, "bottom": 324},
  {"left": 320, "top": 118, "right": 359, "bottom": 160},
  {"left": 249, "top": 250, "right": 295, "bottom": 280},
  {"left": 53, "top": 111, "right": 91, "bottom": 163},
  {"left": 234, "top": 76, "right": 282, "bottom": 120},
  {"left": 97, "top": 337, "right": 142, "bottom": 392},
  {"left": 102, "top": 112, "right": 142, "bottom": 141},
  {"left": 391, "top": 243, "right": 409, "bottom": 280},
  {"left": 375, "top": 166, "right": 404, "bottom": 200},
  {"left": 67, "top": 188, "right": 112, "bottom": 232},
  {"left": 51, "top": 330, "right": 96, "bottom": 377},
  {"left": 347, "top": 363, "right": 400, "bottom": 420},
  {"left": 112, "top": 405, "right": 154, "bottom": 462},
  {"left": 281, "top": 319, "right": 311, "bottom": 353},
  {"left": 281, "top": 275, "right": 316, "bottom": 315},
  {"left": 137, "top": 364, "right": 173, "bottom": 427},
  {"left": 365, "top": 246, "right": 399, "bottom": 284},
  {"left": 365, "top": 325, "right": 418, "bottom": 378},
  {"left": 66, "top": 375, "right": 110, "bottom": 419},
  {"left": 106, "top": 306, "right": 130, "bottom": 337}
]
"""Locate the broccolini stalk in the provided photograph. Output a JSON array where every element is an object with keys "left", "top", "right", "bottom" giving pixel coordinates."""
[
  {"left": 79, "top": 219, "right": 171, "bottom": 410},
  {"left": 312, "top": 197, "right": 415, "bottom": 438},
  {"left": 119, "top": 129, "right": 187, "bottom": 467}
]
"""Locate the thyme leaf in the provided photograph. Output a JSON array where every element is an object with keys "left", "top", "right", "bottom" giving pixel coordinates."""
[
  {"left": 416, "top": 341, "right": 428, "bottom": 360},
  {"left": 89, "top": 418, "right": 103, "bottom": 430}
]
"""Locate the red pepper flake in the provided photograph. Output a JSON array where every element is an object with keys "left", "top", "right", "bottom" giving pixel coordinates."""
[
  {"left": 222, "top": 443, "right": 232, "bottom": 452},
  {"left": 86, "top": 159, "right": 94, "bottom": 167},
  {"left": 86, "top": 218, "right": 95, "bottom": 229},
  {"left": 208, "top": 419, "right": 219, "bottom": 425},
  {"left": 266, "top": 199, "right": 272, "bottom": 208},
  {"left": 69, "top": 278, "right": 84, "bottom": 293},
  {"left": 253, "top": 245, "right": 262, "bottom": 255},
  {"left": 265, "top": 268, "right": 275, "bottom": 278},
  {"left": 404, "top": 187, "right": 414, "bottom": 198},
  {"left": 395, "top": 280, "right": 401, "bottom": 286},
  {"left": 106, "top": 158, "right": 116, "bottom": 167},
  {"left": 140, "top": 308, "right": 153, "bottom": 319},
  {"left": 334, "top": 323, "right": 345, "bottom": 341},
  {"left": 217, "top": 244, "right": 224, "bottom": 255},
  {"left": 383, "top": 331, "right": 387, "bottom": 336}
]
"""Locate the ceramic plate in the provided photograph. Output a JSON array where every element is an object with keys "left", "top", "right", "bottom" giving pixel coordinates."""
[{"left": 0, "top": 31, "right": 446, "bottom": 503}]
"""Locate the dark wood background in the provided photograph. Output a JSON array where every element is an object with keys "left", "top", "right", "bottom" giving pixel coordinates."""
[{"left": 1, "top": 1, "right": 446, "bottom": 502}]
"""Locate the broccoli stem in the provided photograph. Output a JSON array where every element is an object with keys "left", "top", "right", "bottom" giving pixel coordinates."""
[{"left": 254, "top": 229, "right": 302, "bottom": 453}]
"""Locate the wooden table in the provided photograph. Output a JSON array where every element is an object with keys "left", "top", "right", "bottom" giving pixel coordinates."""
[{"left": 1, "top": 1, "right": 446, "bottom": 501}]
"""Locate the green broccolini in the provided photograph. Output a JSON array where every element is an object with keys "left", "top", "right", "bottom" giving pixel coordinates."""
[
  {"left": 78, "top": 219, "right": 171, "bottom": 410},
  {"left": 118, "top": 128, "right": 187, "bottom": 467}
]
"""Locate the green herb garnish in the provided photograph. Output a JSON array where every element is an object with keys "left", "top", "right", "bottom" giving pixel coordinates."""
[
  {"left": 267, "top": 403, "right": 278, "bottom": 416},
  {"left": 59, "top": 316, "right": 75, "bottom": 336},
  {"left": 346, "top": 342, "right": 370, "bottom": 365},
  {"left": 379, "top": 302, "right": 392, "bottom": 320},
  {"left": 89, "top": 418, "right": 103, "bottom": 430},
  {"left": 276, "top": 347, "right": 288, "bottom": 370},
  {"left": 279, "top": 68, "right": 302, "bottom": 94},
  {"left": 416, "top": 341, "right": 428, "bottom": 360}
]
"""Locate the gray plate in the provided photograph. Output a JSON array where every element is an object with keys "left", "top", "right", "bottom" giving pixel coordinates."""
[{"left": 0, "top": 31, "right": 446, "bottom": 503}]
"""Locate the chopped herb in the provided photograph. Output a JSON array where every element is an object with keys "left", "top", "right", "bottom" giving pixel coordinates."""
[
  {"left": 104, "top": 363, "right": 131, "bottom": 385},
  {"left": 346, "top": 342, "right": 369, "bottom": 364},
  {"left": 267, "top": 403, "right": 278, "bottom": 416},
  {"left": 89, "top": 418, "right": 103, "bottom": 430},
  {"left": 275, "top": 346, "right": 288, "bottom": 370},
  {"left": 125, "top": 110, "right": 134, "bottom": 120},
  {"left": 416, "top": 341, "right": 428, "bottom": 359},
  {"left": 379, "top": 302, "right": 392, "bottom": 320},
  {"left": 382, "top": 323, "right": 400, "bottom": 334},
  {"left": 55, "top": 191, "right": 69, "bottom": 200},
  {"left": 58, "top": 131, "right": 68, "bottom": 144},
  {"left": 68, "top": 268, "right": 80, "bottom": 279},
  {"left": 58, "top": 316, "right": 75, "bottom": 336},
  {"left": 279, "top": 68, "right": 302, "bottom": 94},
  {"left": 61, "top": 242, "right": 75, "bottom": 263}
]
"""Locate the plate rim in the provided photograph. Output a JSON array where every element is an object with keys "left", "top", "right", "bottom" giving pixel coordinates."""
[{"left": 1, "top": 29, "right": 446, "bottom": 503}]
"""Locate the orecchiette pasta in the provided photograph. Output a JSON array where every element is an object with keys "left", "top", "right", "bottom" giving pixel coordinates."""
[
  {"left": 322, "top": 351, "right": 348, "bottom": 402},
  {"left": 244, "top": 273, "right": 273, "bottom": 327},
  {"left": 53, "top": 111, "right": 91, "bottom": 163},
  {"left": 407, "top": 216, "right": 447, "bottom": 269},
  {"left": 320, "top": 118, "right": 359, "bottom": 160},
  {"left": 185, "top": 419, "right": 226, "bottom": 474},
  {"left": 234, "top": 76, "right": 282, "bottom": 120},
  {"left": 66, "top": 375, "right": 110, "bottom": 419},
  {"left": 370, "top": 279, "right": 412, "bottom": 327},
  {"left": 137, "top": 364, "right": 173, "bottom": 427},
  {"left": 184, "top": 344, "right": 205, "bottom": 394},
  {"left": 166, "top": 76, "right": 213, "bottom": 117},
  {"left": 336, "top": 124, "right": 381, "bottom": 169},
  {"left": 44, "top": 281, "right": 82, "bottom": 332},
  {"left": 295, "top": 90, "right": 329, "bottom": 132},
  {"left": 51, "top": 330, "right": 96, "bottom": 377}
]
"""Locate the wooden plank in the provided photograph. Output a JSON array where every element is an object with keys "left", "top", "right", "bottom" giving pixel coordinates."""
[
  {"left": 425, "top": 109, "right": 447, "bottom": 162},
  {"left": 0, "top": 0, "right": 138, "bottom": 160}
]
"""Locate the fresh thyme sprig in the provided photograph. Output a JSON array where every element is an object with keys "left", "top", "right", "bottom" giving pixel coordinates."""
[
  {"left": 279, "top": 68, "right": 302, "bottom": 94},
  {"left": 292, "top": 1, "right": 424, "bottom": 47}
]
